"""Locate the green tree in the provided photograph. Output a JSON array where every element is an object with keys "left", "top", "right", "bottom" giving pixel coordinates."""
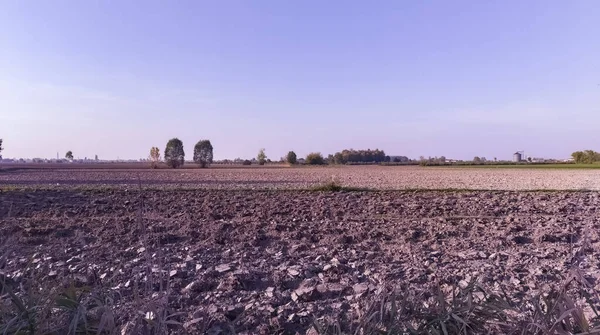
[
  {"left": 584, "top": 150, "right": 599, "bottom": 163},
  {"left": 65, "top": 151, "right": 74, "bottom": 160},
  {"left": 149, "top": 147, "right": 160, "bottom": 169},
  {"left": 0, "top": 138, "right": 3, "bottom": 159},
  {"left": 332, "top": 149, "right": 387, "bottom": 164},
  {"left": 286, "top": 151, "right": 297, "bottom": 165},
  {"left": 193, "top": 140, "right": 214, "bottom": 168},
  {"left": 571, "top": 150, "right": 600, "bottom": 164},
  {"left": 257, "top": 148, "right": 267, "bottom": 165},
  {"left": 473, "top": 156, "right": 482, "bottom": 164},
  {"left": 572, "top": 151, "right": 585, "bottom": 163},
  {"left": 333, "top": 152, "right": 345, "bottom": 164},
  {"left": 164, "top": 138, "right": 185, "bottom": 168},
  {"left": 305, "top": 152, "right": 325, "bottom": 165}
]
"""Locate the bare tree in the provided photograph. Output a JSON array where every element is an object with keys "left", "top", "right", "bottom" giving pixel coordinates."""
[{"left": 149, "top": 147, "right": 160, "bottom": 168}]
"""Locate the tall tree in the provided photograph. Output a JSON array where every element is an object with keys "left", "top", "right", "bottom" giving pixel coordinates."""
[
  {"left": 193, "top": 140, "right": 214, "bottom": 168},
  {"left": 65, "top": 151, "right": 74, "bottom": 160},
  {"left": 164, "top": 138, "right": 185, "bottom": 168},
  {"left": 286, "top": 151, "right": 297, "bottom": 165},
  {"left": 0, "top": 139, "right": 3, "bottom": 159},
  {"left": 572, "top": 151, "right": 585, "bottom": 163},
  {"left": 584, "top": 150, "right": 599, "bottom": 163},
  {"left": 149, "top": 147, "right": 160, "bottom": 168},
  {"left": 257, "top": 148, "right": 267, "bottom": 165}
]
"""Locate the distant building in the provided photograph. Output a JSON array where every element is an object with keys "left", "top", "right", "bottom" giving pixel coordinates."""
[{"left": 513, "top": 152, "right": 522, "bottom": 162}]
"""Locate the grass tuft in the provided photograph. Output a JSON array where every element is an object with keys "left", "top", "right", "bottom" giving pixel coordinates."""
[{"left": 311, "top": 180, "right": 370, "bottom": 192}]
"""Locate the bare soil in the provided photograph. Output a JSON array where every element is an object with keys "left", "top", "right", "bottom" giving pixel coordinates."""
[
  {"left": 2, "top": 188, "right": 600, "bottom": 333},
  {"left": 3, "top": 166, "right": 600, "bottom": 190}
]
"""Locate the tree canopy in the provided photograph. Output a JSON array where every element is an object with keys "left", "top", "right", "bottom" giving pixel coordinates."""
[
  {"left": 572, "top": 150, "right": 600, "bottom": 164},
  {"left": 305, "top": 152, "right": 325, "bottom": 165},
  {"left": 257, "top": 148, "right": 267, "bottom": 165},
  {"left": 286, "top": 151, "right": 297, "bottom": 165},
  {"left": 193, "top": 140, "right": 214, "bottom": 168},
  {"left": 65, "top": 151, "right": 73, "bottom": 160},
  {"left": 164, "top": 138, "right": 185, "bottom": 168},
  {"left": 331, "top": 149, "right": 386, "bottom": 164}
]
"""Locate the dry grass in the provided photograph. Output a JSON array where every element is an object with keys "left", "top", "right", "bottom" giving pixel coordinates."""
[
  {"left": 311, "top": 273, "right": 600, "bottom": 334},
  {"left": 4, "top": 234, "right": 600, "bottom": 335},
  {"left": 0, "top": 183, "right": 185, "bottom": 335}
]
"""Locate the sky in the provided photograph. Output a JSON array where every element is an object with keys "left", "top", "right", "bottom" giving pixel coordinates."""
[{"left": 1, "top": 0, "right": 599, "bottom": 161}]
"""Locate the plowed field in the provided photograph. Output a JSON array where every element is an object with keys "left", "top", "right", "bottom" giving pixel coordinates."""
[
  {"left": 2, "top": 187, "right": 600, "bottom": 333},
  {"left": 3, "top": 166, "right": 600, "bottom": 190}
]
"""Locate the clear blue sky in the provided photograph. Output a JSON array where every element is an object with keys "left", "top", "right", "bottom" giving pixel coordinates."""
[{"left": 1, "top": 0, "right": 598, "bottom": 160}]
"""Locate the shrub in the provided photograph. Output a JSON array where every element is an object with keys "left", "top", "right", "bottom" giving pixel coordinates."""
[
  {"left": 312, "top": 180, "right": 343, "bottom": 191},
  {"left": 311, "top": 180, "right": 368, "bottom": 192},
  {"left": 305, "top": 152, "right": 325, "bottom": 165},
  {"left": 164, "top": 138, "right": 185, "bottom": 168},
  {"left": 242, "top": 160, "right": 252, "bottom": 166},
  {"left": 286, "top": 151, "right": 297, "bottom": 165},
  {"left": 193, "top": 140, "right": 213, "bottom": 168}
]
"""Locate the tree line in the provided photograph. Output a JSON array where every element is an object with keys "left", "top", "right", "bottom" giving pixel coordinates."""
[
  {"left": 329, "top": 149, "right": 387, "bottom": 164},
  {"left": 571, "top": 150, "right": 600, "bottom": 164},
  {"left": 146, "top": 139, "right": 393, "bottom": 169},
  {"left": 148, "top": 138, "right": 214, "bottom": 168},
  {"left": 12, "top": 136, "right": 594, "bottom": 167}
]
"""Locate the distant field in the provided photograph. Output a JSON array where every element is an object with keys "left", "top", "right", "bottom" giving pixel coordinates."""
[
  {"left": 3, "top": 168, "right": 600, "bottom": 332},
  {"left": 0, "top": 162, "right": 289, "bottom": 170},
  {"left": 439, "top": 163, "right": 600, "bottom": 169},
  {"left": 3, "top": 165, "right": 600, "bottom": 190}
]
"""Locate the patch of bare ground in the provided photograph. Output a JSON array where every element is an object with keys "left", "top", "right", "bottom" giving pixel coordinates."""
[
  {"left": 3, "top": 165, "right": 600, "bottom": 190},
  {"left": 2, "top": 189, "right": 600, "bottom": 333}
]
